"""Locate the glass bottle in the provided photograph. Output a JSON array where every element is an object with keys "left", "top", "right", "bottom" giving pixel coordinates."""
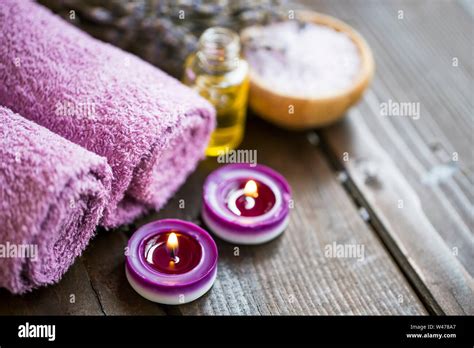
[{"left": 183, "top": 27, "right": 249, "bottom": 157}]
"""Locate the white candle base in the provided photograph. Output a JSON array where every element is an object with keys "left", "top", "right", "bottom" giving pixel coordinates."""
[
  {"left": 126, "top": 266, "right": 217, "bottom": 305},
  {"left": 202, "top": 209, "right": 289, "bottom": 245}
]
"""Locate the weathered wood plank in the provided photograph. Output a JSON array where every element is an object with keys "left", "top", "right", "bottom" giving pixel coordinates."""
[
  {"left": 308, "top": 0, "right": 474, "bottom": 314},
  {"left": 0, "top": 260, "right": 103, "bottom": 315},
  {"left": 308, "top": 0, "right": 474, "bottom": 277},
  {"left": 320, "top": 109, "right": 474, "bottom": 315},
  {"left": 173, "top": 117, "right": 427, "bottom": 315},
  {"left": 80, "top": 229, "right": 167, "bottom": 315}
]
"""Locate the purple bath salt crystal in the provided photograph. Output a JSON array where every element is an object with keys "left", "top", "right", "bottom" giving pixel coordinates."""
[{"left": 244, "top": 21, "right": 362, "bottom": 97}]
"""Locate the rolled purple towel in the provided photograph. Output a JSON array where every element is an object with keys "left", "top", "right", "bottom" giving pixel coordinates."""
[
  {"left": 0, "top": 0, "right": 215, "bottom": 227},
  {"left": 0, "top": 106, "right": 112, "bottom": 294}
]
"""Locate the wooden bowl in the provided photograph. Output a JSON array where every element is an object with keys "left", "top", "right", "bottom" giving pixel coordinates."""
[{"left": 241, "top": 11, "right": 375, "bottom": 130}]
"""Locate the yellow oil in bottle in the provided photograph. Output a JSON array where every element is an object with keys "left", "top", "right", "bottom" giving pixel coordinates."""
[{"left": 183, "top": 27, "right": 249, "bottom": 157}]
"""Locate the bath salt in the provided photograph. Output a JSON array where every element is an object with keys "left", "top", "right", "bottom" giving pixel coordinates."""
[{"left": 244, "top": 21, "right": 361, "bottom": 98}]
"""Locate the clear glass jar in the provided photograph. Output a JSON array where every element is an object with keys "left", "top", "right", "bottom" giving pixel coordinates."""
[{"left": 183, "top": 27, "right": 249, "bottom": 157}]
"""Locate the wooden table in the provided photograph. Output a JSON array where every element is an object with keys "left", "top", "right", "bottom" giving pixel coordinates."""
[{"left": 0, "top": 0, "right": 472, "bottom": 315}]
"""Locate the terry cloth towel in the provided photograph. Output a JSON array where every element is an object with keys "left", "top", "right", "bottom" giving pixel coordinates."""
[
  {"left": 0, "top": 0, "right": 215, "bottom": 227},
  {"left": 0, "top": 106, "right": 112, "bottom": 294}
]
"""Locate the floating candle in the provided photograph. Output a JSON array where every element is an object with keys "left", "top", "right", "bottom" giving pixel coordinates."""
[
  {"left": 143, "top": 231, "right": 201, "bottom": 274},
  {"left": 202, "top": 164, "right": 291, "bottom": 244},
  {"left": 125, "top": 219, "right": 218, "bottom": 305},
  {"left": 226, "top": 179, "right": 276, "bottom": 217}
]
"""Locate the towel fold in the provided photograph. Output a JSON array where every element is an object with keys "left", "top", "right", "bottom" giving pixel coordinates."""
[
  {"left": 0, "top": 0, "right": 215, "bottom": 227},
  {"left": 0, "top": 106, "right": 112, "bottom": 294}
]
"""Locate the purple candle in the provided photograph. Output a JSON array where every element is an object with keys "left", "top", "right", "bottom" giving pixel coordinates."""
[
  {"left": 125, "top": 219, "right": 218, "bottom": 305},
  {"left": 202, "top": 164, "right": 292, "bottom": 244}
]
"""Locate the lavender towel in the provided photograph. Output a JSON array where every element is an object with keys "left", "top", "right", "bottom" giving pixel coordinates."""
[
  {"left": 0, "top": 0, "right": 215, "bottom": 227},
  {"left": 0, "top": 106, "right": 112, "bottom": 294}
]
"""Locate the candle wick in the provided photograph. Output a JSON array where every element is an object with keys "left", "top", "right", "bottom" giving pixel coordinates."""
[
  {"left": 169, "top": 249, "right": 180, "bottom": 264},
  {"left": 244, "top": 196, "right": 256, "bottom": 210},
  {"left": 166, "top": 232, "right": 179, "bottom": 263}
]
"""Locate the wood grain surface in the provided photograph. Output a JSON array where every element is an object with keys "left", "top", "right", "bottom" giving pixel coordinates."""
[
  {"left": 0, "top": 0, "right": 471, "bottom": 315},
  {"left": 176, "top": 118, "right": 426, "bottom": 315},
  {"left": 0, "top": 118, "right": 427, "bottom": 315},
  {"left": 311, "top": 0, "right": 473, "bottom": 314}
]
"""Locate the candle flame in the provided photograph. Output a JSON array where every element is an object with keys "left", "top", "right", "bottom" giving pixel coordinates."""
[
  {"left": 244, "top": 180, "right": 258, "bottom": 198},
  {"left": 167, "top": 232, "right": 179, "bottom": 252}
]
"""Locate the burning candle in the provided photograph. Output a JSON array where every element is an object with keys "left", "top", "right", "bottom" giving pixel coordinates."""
[
  {"left": 125, "top": 219, "right": 218, "bottom": 305},
  {"left": 202, "top": 164, "right": 292, "bottom": 244}
]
